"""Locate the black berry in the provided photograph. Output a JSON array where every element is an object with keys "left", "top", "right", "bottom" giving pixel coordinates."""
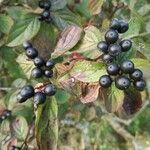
[
  {"left": 130, "top": 69, "right": 143, "bottom": 81},
  {"left": 17, "top": 93, "right": 27, "bottom": 103},
  {"left": 97, "top": 41, "right": 108, "bottom": 53},
  {"left": 34, "top": 56, "right": 45, "bottom": 67},
  {"left": 120, "top": 39, "right": 132, "bottom": 52},
  {"left": 134, "top": 79, "right": 146, "bottom": 91},
  {"left": 109, "top": 18, "right": 121, "bottom": 30},
  {"left": 31, "top": 67, "right": 43, "bottom": 78},
  {"left": 42, "top": 10, "right": 50, "bottom": 19},
  {"left": 44, "top": 84, "right": 56, "bottom": 96},
  {"left": 20, "top": 85, "right": 34, "bottom": 99},
  {"left": 34, "top": 92, "right": 46, "bottom": 105},
  {"left": 107, "top": 63, "right": 120, "bottom": 75},
  {"left": 118, "top": 20, "right": 129, "bottom": 33},
  {"left": 39, "top": 1, "right": 45, "bottom": 9},
  {"left": 43, "top": 1, "right": 51, "bottom": 10},
  {"left": 102, "top": 54, "right": 114, "bottom": 63},
  {"left": 26, "top": 47, "right": 38, "bottom": 59},
  {"left": 115, "top": 76, "right": 131, "bottom": 90},
  {"left": 3, "top": 110, "right": 11, "bottom": 118},
  {"left": 99, "top": 75, "right": 112, "bottom": 88},
  {"left": 46, "top": 60, "right": 55, "bottom": 69},
  {"left": 23, "top": 41, "right": 32, "bottom": 50},
  {"left": 120, "top": 60, "right": 134, "bottom": 74},
  {"left": 44, "top": 70, "right": 53, "bottom": 78},
  {"left": 108, "top": 44, "right": 121, "bottom": 56},
  {"left": 105, "top": 29, "right": 119, "bottom": 44}
]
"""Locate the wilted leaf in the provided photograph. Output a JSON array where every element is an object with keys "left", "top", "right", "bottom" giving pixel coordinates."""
[
  {"left": 50, "top": 0, "right": 67, "bottom": 11},
  {"left": 12, "top": 116, "right": 28, "bottom": 141},
  {"left": 131, "top": 58, "right": 150, "bottom": 78},
  {"left": 7, "top": 17, "right": 40, "bottom": 47},
  {"left": 75, "top": 26, "right": 102, "bottom": 59},
  {"left": 16, "top": 53, "right": 34, "bottom": 79},
  {"left": 0, "top": 15, "right": 13, "bottom": 34},
  {"left": 52, "top": 26, "right": 83, "bottom": 58},
  {"left": 80, "top": 84, "right": 99, "bottom": 103},
  {"left": 70, "top": 60, "right": 106, "bottom": 83},
  {"left": 52, "top": 9, "right": 81, "bottom": 29},
  {"left": 88, "top": 0, "right": 104, "bottom": 15}
]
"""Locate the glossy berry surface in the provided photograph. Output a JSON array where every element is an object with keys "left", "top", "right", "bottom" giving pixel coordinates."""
[
  {"left": 107, "top": 63, "right": 120, "bottom": 75},
  {"left": 102, "top": 54, "right": 114, "bottom": 63},
  {"left": 26, "top": 47, "right": 38, "bottom": 59},
  {"left": 134, "top": 79, "right": 146, "bottom": 91},
  {"left": 42, "top": 10, "right": 50, "bottom": 19},
  {"left": 43, "top": 1, "right": 51, "bottom": 10},
  {"left": 31, "top": 67, "right": 43, "bottom": 78},
  {"left": 120, "top": 39, "right": 132, "bottom": 52},
  {"left": 45, "top": 70, "right": 53, "bottom": 78},
  {"left": 118, "top": 20, "right": 129, "bottom": 33},
  {"left": 46, "top": 60, "right": 55, "bottom": 69},
  {"left": 44, "top": 84, "right": 56, "bottom": 96},
  {"left": 34, "top": 56, "right": 45, "bottom": 67},
  {"left": 120, "top": 60, "right": 134, "bottom": 74},
  {"left": 99, "top": 75, "right": 112, "bottom": 88},
  {"left": 20, "top": 85, "right": 34, "bottom": 99},
  {"left": 34, "top": 92, "right": 46, "bottom": 105},
  {"left": 130, "top": 69, "right": 143, "bottom": 81},
  {"left": 17, "top": 93, "right": 27, "bottom": 103},
  {"left": 115, "top": 76, "right": 131, "bottom": 90},
  {"left": 109, "top": 18, "right": 121, "bottom": 30},
  {"left": 105, "top": 29, "right": 119, "bottom": 44},
  {"left": 23, "top": 41, "right": 32, "bottom": 50},
  {"left": 108, "top": 44, "right": 121, "bottom": 56},
  {"left": 97, "top": 41, "right": 108, "bottom": 53}
]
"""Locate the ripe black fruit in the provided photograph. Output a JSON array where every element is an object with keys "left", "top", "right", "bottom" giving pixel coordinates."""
[
  {"left": 97, "top": 41, "right": 108, "bottom": 53},
  {"left": 120, "top": 60, "right": 134, "bottom": 74},
  {"left": 134, "top": 79, "right": 146, "bottom": 91},
  {"left": 120, "top": 39, "right": 132, "bottom": 52},
  {"left": 44, "top": 70, "right": 53, "bottom": 78},
  {"left": 34, "top": 92, "right": 46, "bottom": 105},
  {"left": 115, "top": 76, "right": 131, "bottom": 90},
  {"left": 31, "top": 67, "right": 43, "bottom": 78},
  {"left": 102, "top": 54, "right": 114, "bottom": 63},
  {"left": 109, "top": 18, "right": 121, "bottom": 30},
  {"left": 105, "top": 29, "right": 119, "bottom": 44},
  {"left": 26, "top": 47, "right": 38, "bottom": 59},
  {"left": 44, "top": 84, "right": 56, "bottom": 96},
  {"left": 107, "top": 63, "right": 120, "bottom": 75},
  {"left": 20, "top": 85, "right": 34, "bottom": 99},
  {"left": 43, "top": 1, "right": 51, "bottom": 10},
  {"left": 130, "top": 69, "right": 143, "bottom": 81},
  {"left": 42, "top": 10, "right": 50, "bottom": 19},
  {"left": 3, "top": 110, "right": 11, "bottom": 117},
  {"left": 17, "top": 93, "right": 27, "bottom": 103},
  {"left": 118, "top": 20, "right": 129, "bottom": 33},
  {"left": 108, "top": 44, "right": 121, "bottom": 56},
  {"left": 99, "top": 75, "right": 112, "bottom": 88},
  {"left": 39, "top": 1, "right": 45, "bottom": 9},
  {"left": 46, "top": 60, "right": 55, "bottom": 69},
  {"left": 23, "top": 41, "right": 32, "bottom": 50},
  {"left": 34, "top": 56, "right": 45, "bottom": 67}
]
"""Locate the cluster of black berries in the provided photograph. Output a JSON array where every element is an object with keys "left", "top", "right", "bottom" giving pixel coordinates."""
[
  {"left": 17, "top": 84, "right": 56, "bottom": 105},
  {"left": 9, "top": 145, "right": 20, "bottom": 150},
  {"left": 17, "top": 42, "right": 56, "bottom": 105},
  {"left": 38, "top": 1, "right": 52, "bottom": 23},
  {"left": 98, "top": 18, "right": 146, "bottom": 91},
  {"left": 0, "top": 110, "right": 11, "bottom": 123},
  {"left": 23, "top": 41, "right": 55, "bottom": 79}
]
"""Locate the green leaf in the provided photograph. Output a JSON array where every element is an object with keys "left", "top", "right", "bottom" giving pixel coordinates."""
[
  {"left": 131, "top": 58, "right": 150, "bottom": 78},
  {"left": 52, "top": 26, "right": 83, "bottom": 58},
  {"left": 52, "top": 9, "right": 81, "bottom": 29},
  {"left": 70, "top": 60, "right": 106, "bottom": 83},
  {"left": 0, "top": 15, "right": 13, "bottom": 34},
  {"left": 74, "top": 26, "right": 102, "bottom": 59},
  {"left": 7, "top": 17, "right": 40, "bottom": 47},
  {"left": 16, "top": 53, "right": 35, "bottom": 79},
  {"left": 106, "top": 84, "right": 124, "bottom": 113},
  {"left": 35, "top": 97, "right": 58, "bottom": 150},
  {"left": 12, "top": 116, "right": 28, "bottom": 141},
  {"left": 50, "top": 0, "right": 67, "bottom": 11}
]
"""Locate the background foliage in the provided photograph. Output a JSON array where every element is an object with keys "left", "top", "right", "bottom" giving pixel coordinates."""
[{"left": 0, "top": 0, "right": 150, "bottom": 149}]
